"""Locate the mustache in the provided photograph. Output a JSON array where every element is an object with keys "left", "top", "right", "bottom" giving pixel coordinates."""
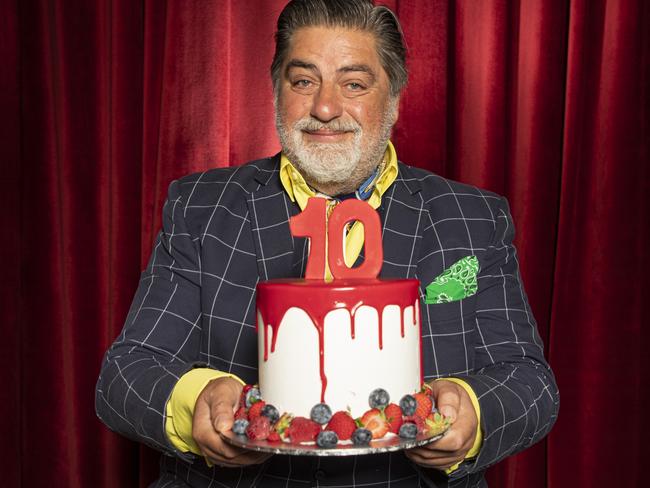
[{"left": 293, "top": 117, "right": 361, "bottom": 133}]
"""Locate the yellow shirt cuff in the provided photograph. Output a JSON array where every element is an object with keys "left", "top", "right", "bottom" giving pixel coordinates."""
[
  {"left": 435, "top": 378, "right": 483, "bottom": 475},
  {"left": 165, "top": 368, "right": 245, "bottom": 454}
]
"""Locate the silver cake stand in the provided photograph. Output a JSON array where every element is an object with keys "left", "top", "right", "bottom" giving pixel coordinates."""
[{"left": 220, "top": 429, "right": 447, "bottom": 456}]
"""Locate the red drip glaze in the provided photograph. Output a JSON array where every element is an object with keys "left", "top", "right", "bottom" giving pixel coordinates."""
[
  {"left": 257, "top": 279, "right": 420, "bottom": 403},
  {"left": 349, "top": 301, "right": 363, "bottom": 339}
]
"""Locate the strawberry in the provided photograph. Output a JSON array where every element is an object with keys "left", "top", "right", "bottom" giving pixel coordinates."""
[
  {"left": 245, "top": 415, "right": 271, "bottom": 440},
  {"left": 359, "top": 408, "right": 389, "bottom": 439},
  {"left": 384, "top": 403, "right": 404, "bottom": 434},
  {"left": 326, "top": 411, "right": 356, "bottom": 440},
  {"left": 274, "top": 412, "right": 294, "bottom": 441},
  {"left": 234, "top": 406, "right": 248, "bottom": 420},
  {"left": 413, "top": 392, "right": 432, "bottom": 419},
  {"left": 403, "top": 415, "right": 425, "bottom": 433},
  {"left": 286, "top": 416, "right": 321, "bottom": 443},
  {"left": 248, "top": 400, "right": 266, "bottom": 419},
  {"left": 267, "top": 430, "right": 281, "bottom": 443},
  {"left": 424, "top": 412, "right": 451, "bottom": 437}
]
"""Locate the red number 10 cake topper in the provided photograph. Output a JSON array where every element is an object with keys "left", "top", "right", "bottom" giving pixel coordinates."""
[{"left": 289, "top": 197, "right": 383, "bottom": 279}]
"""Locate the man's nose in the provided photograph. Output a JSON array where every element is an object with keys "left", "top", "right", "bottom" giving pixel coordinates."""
[{"left": 310, "top": 84, "right": 342, "bottom": 122}]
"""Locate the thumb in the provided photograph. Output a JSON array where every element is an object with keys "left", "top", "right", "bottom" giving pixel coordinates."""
[
  {"left": 432, "top": 381, "right": 461, "bottom": 422},
  {"left": 204, "top": 377, "right": 242, "bottom": 432},
  {"left": 212, "top": 400, "right": 236, "bottom": 432}
]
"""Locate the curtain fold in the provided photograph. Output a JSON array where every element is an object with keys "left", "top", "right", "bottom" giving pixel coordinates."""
[
  {"left": 548, "top": 1, "right": 649, "bottom": 486},
  {"left": 2, "top": 0, "right": 647, "bottom": 486},
  {"left": 0, "top": 1, "right": 21, "bottom": 487}
]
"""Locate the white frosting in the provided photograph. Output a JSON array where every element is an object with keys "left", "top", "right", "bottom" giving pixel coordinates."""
[{"left": 258, "top": 303, "right": 421, "bottom": 419}]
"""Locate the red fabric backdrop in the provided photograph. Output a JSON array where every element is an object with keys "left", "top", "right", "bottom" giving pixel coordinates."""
[{"left": 1, "top": 0, "right": 648, "bottom": 487}]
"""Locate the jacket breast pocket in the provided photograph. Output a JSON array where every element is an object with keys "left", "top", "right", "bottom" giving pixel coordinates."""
[{"left": 420, "top": 294, "right": 477, "bottom": 378}]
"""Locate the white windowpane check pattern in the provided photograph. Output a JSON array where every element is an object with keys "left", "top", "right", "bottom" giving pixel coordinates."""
[{"left": 96, "top": 156, "right": 558, "bottom": 488}]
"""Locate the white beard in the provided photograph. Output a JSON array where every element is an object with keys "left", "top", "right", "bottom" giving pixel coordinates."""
[{"left": 275, "top": 99, "right": 398, "bottom": 195}]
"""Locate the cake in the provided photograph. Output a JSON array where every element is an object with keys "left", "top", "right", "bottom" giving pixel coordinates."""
[
  {"left": 235, "top": 198, "right": 445, "bottom": 447},
  {"left": 256, "top": 277, "right": 422, "bottom": 419}
]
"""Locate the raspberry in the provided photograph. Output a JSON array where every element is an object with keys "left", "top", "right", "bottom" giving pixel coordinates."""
[
  {"left": 286, "top": 416, "right": 321, "bottom": 443},
  {"left": 360, "top": 408, "right": 389, "bottom": 439},
  {"left": 310, "top": 403, "right": 333, "bottom": 424},
  {"left": 245, "top": 415, "right": 271, "bottom": 440},
  {"left": 399, "top": 394, "right": 417, "bottom": 416},
  {"left": 234, "top": 406, "right": 248, "bottom": 420},
  {"left": 248, "top": 400, "right": 266, "bottom": 419},
  {"left": 351, "top": 428, "right": 372, "bottom": 446},
  {"left": 368, "top": 388, "right": 390, "bottom": 409},
  {"left": 384, "top": 403, "right": 403, "bottom": 434},
  {"left": 326, "top": 411, "right": 356, "bottom": 440},
  {"left": 267, "top": 430, "right": 281, "bottom": 443},
  {"left": 413, "top": 393, "right": 432, "bottom": 419},
  {"left": 316, "top": 430, "right": 339, "bottom": 448}
]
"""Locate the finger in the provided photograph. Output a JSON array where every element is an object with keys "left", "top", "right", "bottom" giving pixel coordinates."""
[
  {"left": 423, "top": 429, "right": 467, "bottom": 453},
  {"left": 203, "top": 445, "right": 271, "bottom": 467},
  {"left": 433, "top": 382, "right": 461, "bottom": 422},
  {"left": 201, "top": 441, "right": 248, "bottom": 462},
  {"left": 407, "top": 445, "right": 462, "bottom": 460},
  {"left": 405, "top": 449, "right": 463, "bottom": 468}
]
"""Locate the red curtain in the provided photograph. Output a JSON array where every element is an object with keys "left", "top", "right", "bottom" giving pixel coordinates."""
[{"left": 2, "top": 1, "right": 648, "bottom": 487}]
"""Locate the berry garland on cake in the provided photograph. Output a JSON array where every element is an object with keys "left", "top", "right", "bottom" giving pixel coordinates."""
[{"left": 231, "top": 384, "right": 450, "bottom": 447}]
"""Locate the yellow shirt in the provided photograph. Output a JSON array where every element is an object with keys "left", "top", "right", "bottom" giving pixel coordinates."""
[{"left": 165, "top": 142, "right": 482, "bottom": 471}]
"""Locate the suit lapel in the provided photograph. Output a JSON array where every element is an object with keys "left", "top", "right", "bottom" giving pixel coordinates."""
[
  {"left": 246, "top": 156, "right": 304, "bottom": 281},
  {"left": 376, "top": 163, "right": 425, "bottom": 280}
]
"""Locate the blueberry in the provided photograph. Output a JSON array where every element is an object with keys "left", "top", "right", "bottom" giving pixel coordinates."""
[
  {"left": 261, "top": 404, "right": 280, "bottom": 423},
  {"left": 316, "top": 430, "right": 339, "bottom": 448},
  {"left": 399, "top": 394, "right": 417, "bottom": 416},
  {"left": 351, "top": 428, "right": 372, "bottom": 446},
  {"left": 310, "top": 403, "right": 333, "bottom": 425},
  {"left": 245, "top": 387, "right": 261, "bottom": 408},
  {"left": 232, "top": 419, "right": 249, "bottom": 435},
  {"left": 368, "top": 388, "right": 390, "bottom": 409},
  {"left": 398, "top": 422, "right": 418, "bottom": 439}
]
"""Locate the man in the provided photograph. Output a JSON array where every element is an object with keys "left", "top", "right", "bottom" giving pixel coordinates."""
[{"left": 96, "top": 1, "right": 559, "bottom": 486}]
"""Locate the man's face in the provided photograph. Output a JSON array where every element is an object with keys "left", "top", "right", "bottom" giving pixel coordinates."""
[{"left": 275, "top": 26, "right": 399, "bottom": 195}]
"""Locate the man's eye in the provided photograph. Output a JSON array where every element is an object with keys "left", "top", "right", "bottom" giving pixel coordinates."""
[
  {"left": 293, "top": 79, "right": 312, "bottom": 88},
  {"left": 346, "top": 82, "right": 366, "bottom": 91}
]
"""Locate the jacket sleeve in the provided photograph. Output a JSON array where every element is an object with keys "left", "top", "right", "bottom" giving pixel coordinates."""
[
  {"left": 95, "top": 179, "right": 206, "bottom": 458},
  {"left": 449, "top": 196, "right": 560, "bottom": 477}
]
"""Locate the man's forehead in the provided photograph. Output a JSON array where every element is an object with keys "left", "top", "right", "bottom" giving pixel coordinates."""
[{"left": 284, "top": 26, "right": 382, "bottom": 72}]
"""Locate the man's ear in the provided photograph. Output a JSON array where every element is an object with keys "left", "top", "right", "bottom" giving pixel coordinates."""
[{"left": 392, "top": 96, "right": 400, "bottom": 125}]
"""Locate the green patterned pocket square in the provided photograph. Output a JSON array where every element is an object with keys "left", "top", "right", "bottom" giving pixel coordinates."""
[{"left": 425, "top": 255, "right": 479, "bottom": 304}]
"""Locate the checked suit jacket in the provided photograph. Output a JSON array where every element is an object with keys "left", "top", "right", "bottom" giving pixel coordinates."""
[{"left": 96, "top": 155, "right": 559, "bottom": 488}]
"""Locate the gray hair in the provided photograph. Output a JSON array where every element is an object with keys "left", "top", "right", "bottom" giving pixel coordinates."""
[{"left": 271, "top": 0, "right": 407, "bottom": 97}]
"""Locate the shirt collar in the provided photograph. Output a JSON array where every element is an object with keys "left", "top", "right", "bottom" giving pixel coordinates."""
[{"left": 279, "top": 140, "right": 398, "bottom": 211}]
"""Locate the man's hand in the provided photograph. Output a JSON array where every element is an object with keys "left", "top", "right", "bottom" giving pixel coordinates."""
[
  {"left": 405, "top": 380, "right": 479, "bottom": 470},
  {"left": 192, "top": 376, "right": 271, "bottom": 467}
]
